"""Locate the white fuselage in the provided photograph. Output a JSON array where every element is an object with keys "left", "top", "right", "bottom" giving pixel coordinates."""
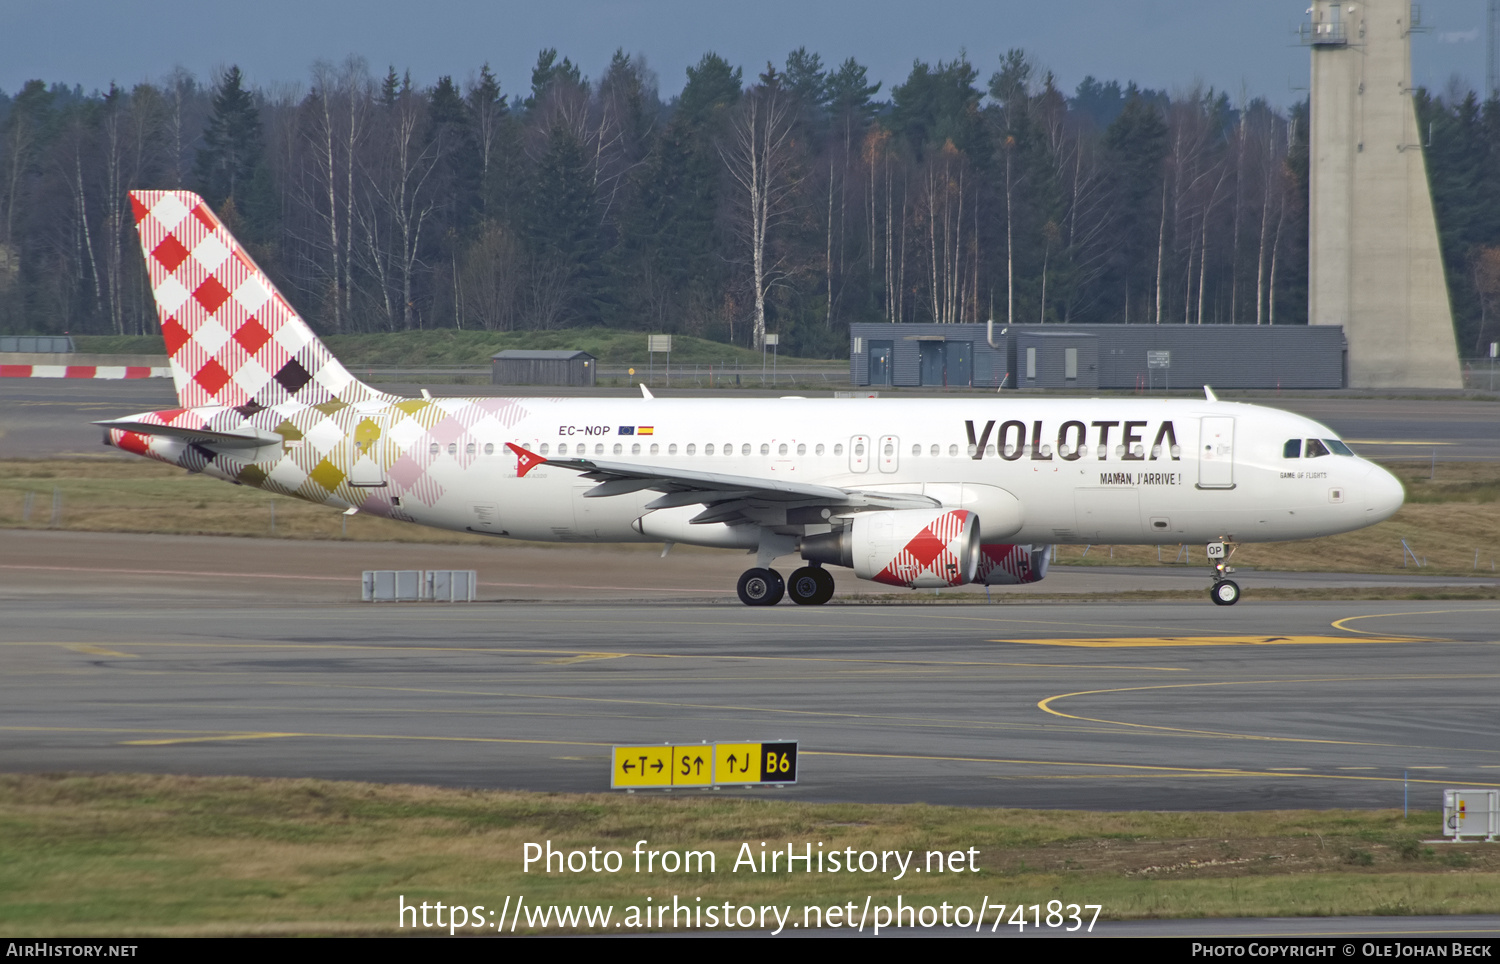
[{"left": 307, "top": 395, "right": 1403, "bottom": 549}]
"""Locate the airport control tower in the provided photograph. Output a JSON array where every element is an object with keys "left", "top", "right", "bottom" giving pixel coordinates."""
[{"left": 1308, "top": 0, "right": 1462, "bottom": 388}]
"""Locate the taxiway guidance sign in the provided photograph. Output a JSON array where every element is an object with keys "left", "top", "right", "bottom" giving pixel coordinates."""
[{"left": 612, "top": 741, "right": 798, "bottom": 789}]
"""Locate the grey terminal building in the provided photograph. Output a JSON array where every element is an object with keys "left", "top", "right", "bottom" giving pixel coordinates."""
[{"left": 848, "top": 323, "right": 1348, "bottom": 391}]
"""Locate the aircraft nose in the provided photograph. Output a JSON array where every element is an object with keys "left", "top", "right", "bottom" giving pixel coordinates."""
[{"left": 1364, "top": 463, "right": 1405, "bottom": 522}]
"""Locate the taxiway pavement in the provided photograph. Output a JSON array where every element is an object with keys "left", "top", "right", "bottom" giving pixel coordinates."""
[{"left": 3, "top": 531, "right": 1497, "bottom": 810}]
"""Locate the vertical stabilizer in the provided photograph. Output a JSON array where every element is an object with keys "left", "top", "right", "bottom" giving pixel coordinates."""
[{"left": 131, "top": 189, "right": 391, "bottom": 410}]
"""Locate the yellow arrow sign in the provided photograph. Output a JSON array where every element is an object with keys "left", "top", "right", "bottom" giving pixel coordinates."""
[
  {"left": 714, "top": 743, "right": 761, "bottom": 783},
  {"left": 612, "top": 742, "right": 798, "bottom": 789},
  {"left": 613, "top": 745, "right": 674, "bottom": 788}
]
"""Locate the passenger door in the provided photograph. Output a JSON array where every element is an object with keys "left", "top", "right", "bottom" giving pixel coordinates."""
[{"left": 1197, "top": 417, "right": 1236, "bottom": 489}]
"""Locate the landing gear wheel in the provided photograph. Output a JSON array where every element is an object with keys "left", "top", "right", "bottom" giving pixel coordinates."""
[
  {"left": 1210, "top": 580, "right": 1241, "bottom": 606},
  {"left": 737, "top": 568, "right": 785, "bottom": 606},
  {"left": 789, "top": 567, "right": 835, "bottom": 605}
]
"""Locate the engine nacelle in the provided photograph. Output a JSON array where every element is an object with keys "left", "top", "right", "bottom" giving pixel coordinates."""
[
  {"left": 802, "top": 509, "right": 980, "bottom": 588},
  {"left": 972, "top": 543, "right": 1051, "bottom": 585}
]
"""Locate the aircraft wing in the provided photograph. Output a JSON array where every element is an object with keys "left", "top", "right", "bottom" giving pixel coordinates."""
[
  {"left": 511, "top": 444, "right": 938, "bottom": 523},
  {"left": 94, "top": 418, "right": 282, "bottom": 450}
]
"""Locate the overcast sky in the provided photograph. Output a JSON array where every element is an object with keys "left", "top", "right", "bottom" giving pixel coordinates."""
[{"left": 2, "top": 0, "right": 1490, "bottom": 108}]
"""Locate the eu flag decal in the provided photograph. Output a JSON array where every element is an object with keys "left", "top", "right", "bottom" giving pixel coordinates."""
[{"left": 619, "top": 426, "right": 635, "bottom": 436}]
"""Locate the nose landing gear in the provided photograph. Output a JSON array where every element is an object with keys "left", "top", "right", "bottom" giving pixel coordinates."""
[
  {"left": 1206, "top": 540, "right": 1241, "bottom": 606},
  {"left": 1211, "top": 578, "right": 1241, "bottom": 606}
]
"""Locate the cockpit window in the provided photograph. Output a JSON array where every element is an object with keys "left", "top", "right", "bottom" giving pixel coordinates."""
[
  {"left": 1324, "top": 438, "right": 1354, "bottom": 456},
  {"left": 1304, "top": 438, "right": 1331, "bottom": 458},
  {"left": 1283, "top": 439, "right": 1302, "bottom": 459}
]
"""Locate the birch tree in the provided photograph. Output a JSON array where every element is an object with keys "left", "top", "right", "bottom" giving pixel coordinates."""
[{"left": 720, "top": 66, "right": 804, "bottom": 348}]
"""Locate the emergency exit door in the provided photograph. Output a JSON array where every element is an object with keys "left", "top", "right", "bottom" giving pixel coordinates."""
[{"left": 348, "top": 414, "right": 388, "bottom": 487}]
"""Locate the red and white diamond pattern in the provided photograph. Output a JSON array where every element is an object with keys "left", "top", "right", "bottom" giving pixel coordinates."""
[
  {"left": 873, "top": 509, "right": 973, "bottom": 588},
  {"left": 131, "top": 190, "right": 389, "bottom": 411},
  {"left": 974, "top": 544, "right": 1047, "bottom": 585}
]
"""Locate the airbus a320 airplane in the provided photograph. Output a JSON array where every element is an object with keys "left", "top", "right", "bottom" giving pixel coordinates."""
[{"left": 99, "top": 191, "right": 1405, "bottom": 606}]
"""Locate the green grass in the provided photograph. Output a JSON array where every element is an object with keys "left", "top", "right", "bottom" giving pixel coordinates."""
[
  {"left": 67, "top": 335, "right": 169, "bottom": 355},
  {"left": 4, "top": 458, "right": 1499, "bottom": 577},
  {"left": 0, "top": 774, "right": 1493, "bottom": 935}
]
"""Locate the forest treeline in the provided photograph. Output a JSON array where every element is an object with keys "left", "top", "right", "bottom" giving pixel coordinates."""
[{"left": 0, "top": 49, "right": 1496, "bottom": 357}]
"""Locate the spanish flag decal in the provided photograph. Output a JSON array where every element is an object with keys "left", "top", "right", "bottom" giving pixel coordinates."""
[{"left": 638, "top": 426, "right": 654, "bottom": 435}]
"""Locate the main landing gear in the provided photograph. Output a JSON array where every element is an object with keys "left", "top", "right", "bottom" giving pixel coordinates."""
[
  {"left": 737, "top": 568, "right": 784, "bottom": 606},
  {"left": 737, "top": 566, "right": 835, "bottom": 606},
  {"left": 1206, "top": 540, "right": 1241, "bottom": 606},
  {"left": 788, "top": 566, "right": 835, "bottom": 606}
]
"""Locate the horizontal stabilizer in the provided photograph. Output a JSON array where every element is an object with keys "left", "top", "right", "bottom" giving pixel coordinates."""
[{"left": 94, "top": 417, "right": 282, "bottom": 450}]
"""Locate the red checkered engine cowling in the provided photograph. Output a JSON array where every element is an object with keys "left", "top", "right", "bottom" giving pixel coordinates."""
[{"left": 851, "top": 509, "right": 982, "bottom": 588}]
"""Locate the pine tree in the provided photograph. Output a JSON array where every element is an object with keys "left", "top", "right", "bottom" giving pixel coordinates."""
[
  {"left": 194, "top": 66, "right": 275, "bottom": 242},
  {"left": 194, "top": 67, "right": 259, "bottom": 208}
]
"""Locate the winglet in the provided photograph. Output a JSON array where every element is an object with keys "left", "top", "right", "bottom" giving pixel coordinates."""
[
  {"left": 506, "top": 442, "right": 546, "bottom": 478},
  {"left": 1204, "top": 385, "right": 1218, "bottom": 402},
  {"left": 640, "top": 384, "right": 654, "bottom": 399}
]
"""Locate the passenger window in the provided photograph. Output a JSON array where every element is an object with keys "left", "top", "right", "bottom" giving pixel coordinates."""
[
  {"left": 595, "top": 443, "right": 604, "bottom": 455},
  {"left": 429, "top": 443, "right": 439, "bottom": 455},
  {"left": 650, "top": 443, "right": 659, "bottom": 455},
  {"left": 484, "top": 443, "right": 494, "bottom": 455},
  {"left": 778, "top": 443, "right": 788, "bottom": 455},
  {"left": 854, "top": 443, "right": 865, "bottom": 456},
  {"left": 931, "top": 444, "right": 940, "bottom": 457},
  {"left": 761, "top": 443, "right": 770, "bottom": 455},
  {"left": 705, "top": 444, "right": 715, "bottom": 455},
  {"left": 742, "top": 443, "right": 752, "bottom": 456},
  {"left": 614, "top": 443, "right": 624, "bottom": 455},
  {"left": 448, "top": 443, "right": 459, "bottom": 455},
  {"left": 1284, "top": 439, "right": 1301, "bottom": 459},
  {"left": 797, "top": 443, "right": 806, "bottom": 456},
  {"left": 949, "top": 444, "right": 958, "bottom": 457},
  {"left": 815, "top": 443, "right": 824, "bottom": 456},
  {"left": 834, "top": 444, "right": 844, "bottom": 456},
  {"left": 686, "top": 444, "right": 696, "bottom": 455},
  {"left": 1305, "top": 438, "right": 1331, "bottom": 458},
  {"left": 631, "top": 443, "right": 641, "bottom": 455},
  {"left": 669, "top": 444, "right": 678, "bottom": 455},
  {"left": 911, "top": 444, "right": 921, "bottom": 457}
]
